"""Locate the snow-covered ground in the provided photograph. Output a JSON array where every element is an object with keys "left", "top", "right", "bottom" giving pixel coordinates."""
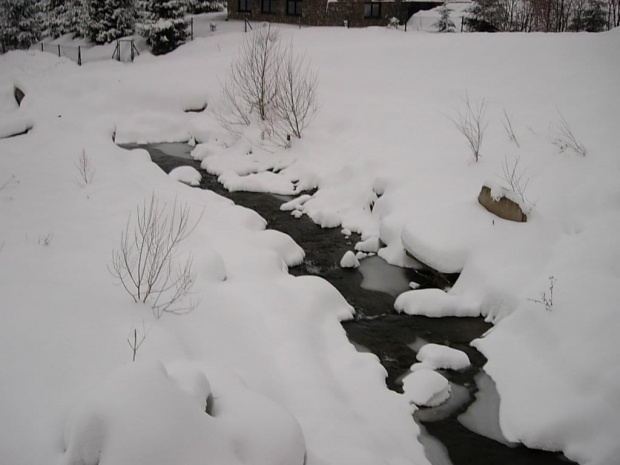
[{"left": 2, "top": 17, "right": 619, "bottom": 465}]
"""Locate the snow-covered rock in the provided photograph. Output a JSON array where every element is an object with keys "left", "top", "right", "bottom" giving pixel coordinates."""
[
  {"left": 169, "top": 166, "right": 202, "bottom": 186},
  {"left": 416, "top": 343, "right": 471, "bottom": 370},
  {"left": 402, "top": 369, "right": 451, "bottom": 407},
  {"left": 340, "top": 250, "right": 360, "bottom": 268}
]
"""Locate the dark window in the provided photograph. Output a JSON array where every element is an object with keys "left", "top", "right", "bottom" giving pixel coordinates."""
[
  {"left": 364, "top": 2, "right": 381, "bottom": 19},
  {"left": 262, "top": 0, "right": 275, "bottom": 13},
  {"left": 238, "top": 0, "right": 251, "bottom": 12},
  {"left": 287, "top": 0, "right": 302, "bottom": 16}
]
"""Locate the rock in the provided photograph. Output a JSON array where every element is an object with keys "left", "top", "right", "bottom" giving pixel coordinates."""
[
  {"left": 478, "top": 185, "right": 527, "bottom": 222},
  {"left": 14, "top": 86, "right": 25, "bottom": 106}
]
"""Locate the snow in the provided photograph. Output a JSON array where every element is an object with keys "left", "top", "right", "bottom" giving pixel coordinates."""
[
  {"left": 169, "top": 165, "right": 202, "bottom": 185},
  {"left": 402, "top": 368, "right": 452, "bottom": 407},
  {"left": 358, "top": 255, "right": 411, "bottom": 296},
  {"left": 416, "top": 343, "right": 471, "bottom": 370},
  {"left": 1, "top": 16, "right": 619, "bottom": 465},
  {"left": 340, "top": 250, "right": 360, "bottom": 268},
  {"left": 395, "top": 288, "right": 480, "bottom": 317}
]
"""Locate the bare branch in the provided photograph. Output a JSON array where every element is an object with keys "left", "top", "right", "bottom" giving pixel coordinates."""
[{"left": 502, "top": 109, "right": 520, "bottom": 147}]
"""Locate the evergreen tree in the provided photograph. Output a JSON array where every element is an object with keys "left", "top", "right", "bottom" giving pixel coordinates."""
[
  {"left": 39, "top": 0, "right": 87, "bottom": 39},
  {"left": 0, "top": 0, "right": 42, "bottom": 51},
  {"left": 434, "top": 3, "right": 456, "bottom": 32},
  {"left": 139, "top": 0, "right": 188, "bottom": 55},
  {"left": 85, "top": 0, "right": 137, "bottom": 45}
]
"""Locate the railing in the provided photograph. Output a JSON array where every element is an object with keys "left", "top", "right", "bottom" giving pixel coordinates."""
[
  {"left": 40, "top": 42, "right": 83, "bottom": 65},
  {"left": 111, "top": 39, "right": 140, "bottom": 62}
]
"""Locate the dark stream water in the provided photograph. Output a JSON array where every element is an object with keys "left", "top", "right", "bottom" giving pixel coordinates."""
[{"left": 122, "top": 142, "right": 576, "bottom": 465}]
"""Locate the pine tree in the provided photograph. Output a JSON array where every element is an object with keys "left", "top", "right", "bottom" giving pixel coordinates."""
[
  {"left": 434, "top": 3, "right": 456, "bottom": 32},
  {"left": 85, "top": 0, "right": 137, "bottom": 45},
  {"left": 139, "top": 0, "right": 188, "bottom": 55},
  {"left": 0, "top": 0, "right": 42, "bottom": 51}
]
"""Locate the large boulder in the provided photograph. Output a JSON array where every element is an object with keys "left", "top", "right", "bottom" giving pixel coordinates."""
[{"left": 478, "top": 185, "right": 527, "bottom": 222}]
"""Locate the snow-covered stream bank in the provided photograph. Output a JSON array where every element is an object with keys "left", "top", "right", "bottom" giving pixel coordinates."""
[
  {"left": 2, "top": 23, "right": 618, "bottom": 465},
  {"left": 136, "top": 141, "right": 576, "bottom": 465}
]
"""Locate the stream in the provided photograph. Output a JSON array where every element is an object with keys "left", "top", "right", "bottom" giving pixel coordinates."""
[{"left": 122, "top": 142, "right": 576, "bottom": 465}]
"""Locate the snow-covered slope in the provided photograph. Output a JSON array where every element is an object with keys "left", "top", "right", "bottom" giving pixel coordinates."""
[{"left": 1, "top": 21, "right": 619, "bottom": 465}]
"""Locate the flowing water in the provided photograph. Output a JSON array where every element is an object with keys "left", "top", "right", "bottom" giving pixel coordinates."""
[{"left": 122, "top": 142, "right": 576, "bottom": 465}]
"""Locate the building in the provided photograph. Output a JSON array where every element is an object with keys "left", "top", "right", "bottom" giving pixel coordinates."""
[{"left": 228, "top": 0, "right": 444, "bottom": 28}]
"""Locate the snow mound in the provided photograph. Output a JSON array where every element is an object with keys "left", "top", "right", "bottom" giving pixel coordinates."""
[
  {"left": 169, "top": 166, "right": 202, "bottom": 186},
  {"left": 280, "top": 194, "right": 312, "bottom": 211},
  {"left": 395, "top": 288, "right": 480, "bottom": 318},
  {"left": 194, "top": 247, "right": 227, "bottom": 282},
  {"left": 416, "top": 343, "right": 471, "bottom": 370},
  {"left": 402, "top": 369, "right": 451, "bottom": 407},
  {"left": 218, "top": 171, "right": 296, "bottom": 195},
  {"left": 62, "top": 362, "right": 305, "bottom": 465},
  {"left": 247, "top": 229, "right": 305, "bottom": 268},
  {"left": 355, "top": 237, "right": 381, "bottom": 253},
  {"left": 0, "top": 117, "right": 33, "bottom": 139},
  {"left": 340, "top": 250, "right": 360, "bottom": 268},
  {"left": 400, "top": 201, "right": 492, "bottom": 274}
]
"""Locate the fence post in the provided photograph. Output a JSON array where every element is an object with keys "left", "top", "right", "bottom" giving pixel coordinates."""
[
  {"left": 116, "top": 41, "right": 120, "bottom": 61},
  {"left": 78, "top": 46, "right": 81, "bottom": 65},
  {"left": 57, "top": 44, "right": 61, "bottom": 57},
  {"left": 245, "top": 18, "right": 248, "bottom": 33},
  {"left": 191, "top": 18, "right": 194, "bottom": 40},
  {"left": 405, "top": 21, "right": 407, "bottom": 32},
  {"left": 40, "top": 43, "right": 44, "bottom": 52}
]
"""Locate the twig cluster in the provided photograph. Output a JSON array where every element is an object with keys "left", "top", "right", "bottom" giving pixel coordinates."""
[
  {"left": 553, "top": 112, "right": 587, "bottom": 157},
  {"left": 109, "top": 195, "right": 200, "bottom": 319},
  {"left": 75, "top": 149, "right": 96, "bottom": 186},
  {"left": 499, "top": 154, "right": 535, "bottom": 213},
  {"left": 528, "top": 276, "right": 556, "bottom": 311},
  {"left": 502, "top": 109, "right": 520, "bottom": 147},
  {"left": 450, "top": 94, "right": 488, "bottom": 162},
  {"left": 127, "top": 322, "right": 150, "bottom": 362}
]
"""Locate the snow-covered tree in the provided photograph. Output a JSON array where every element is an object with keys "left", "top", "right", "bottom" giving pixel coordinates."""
[
  {"left": 139, "top": 0, "right": 188, "bottom": 55},
  {"left": 434, "top": 3, "right": 456, "bottom": 32},
  {"left": 39, "top": 0, "right": 88, "bottom": 39},
  {"left": 85, "top": 0, "right": 137, "bottom": 45},
  {"left": 0, "top": 0, "right": 42, "bottom": 51}
]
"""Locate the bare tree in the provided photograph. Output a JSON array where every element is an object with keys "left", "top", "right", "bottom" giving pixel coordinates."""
[
  {"left": 552, "top": 111, "right": 587, "bottom": 157},
  {"left": 450, "top": 94, "right": 488, "bottom": 162},
  {"left": 75, "top": 149, "right": 96, "bottom": 186},
  {"left": 271, "top": 47, "right": 318, "bottom": 144},
  {"left": 219, "top": 25, "right": 319, "bottom": 146},
  {"left": 109, "top": 194, "right": 200, "bottom": 319},
  {"left": 221, "top": 24, "right": 281, "bottom": 125}
]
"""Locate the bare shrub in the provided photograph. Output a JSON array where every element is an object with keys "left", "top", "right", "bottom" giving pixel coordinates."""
[
  {"left": 498, "top": 154, "right": 535, "bottom": 213},
  {"left": 528, "top": 276, "right": 556, "bottom": 311},
  {"left": 219, "top": 25, "right": 318, "bottom": 145},
  {"left": 449, "top": 94, "right": 488, "bottom": 162},
  {"left": 502, "top": 109, "right": 520, "bottom": 147},
  {"left": 553, "top": 112, "right": 587, "bottom": 157},
  {"left": 109, "top": 195, "right": 200, "bottom": 319},
  {"left": 75, "top": 149, "right": 96, "bottom": 186},
  {"left": 221, "top": 24, "right": 281, "bottom": 125},
  {"left": 271, "top": 47, "right": 318, "bottom": 143}
]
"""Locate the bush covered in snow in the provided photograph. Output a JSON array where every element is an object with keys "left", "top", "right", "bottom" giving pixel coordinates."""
[
  {"left": 433, "top": 3, "right": 456, "bottom": 32},
  {"left": 139, "top": 0, "right": 188, "bottom": 55}
]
